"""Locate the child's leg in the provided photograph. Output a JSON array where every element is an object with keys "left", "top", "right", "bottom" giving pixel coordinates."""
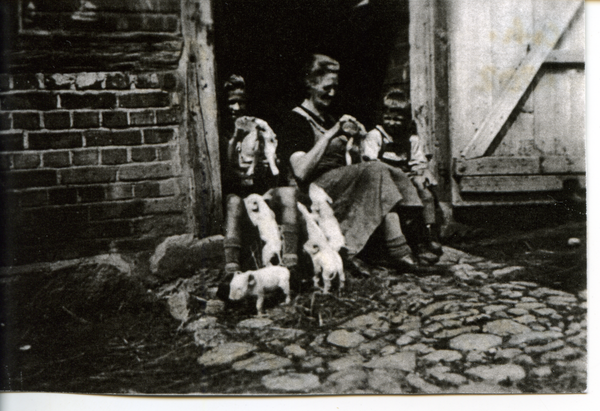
[{"left": 224, "top": 194, "right": 245, "bottom": 274}]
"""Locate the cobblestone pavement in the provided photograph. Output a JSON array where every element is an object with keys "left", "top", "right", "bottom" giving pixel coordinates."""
[{"left": 162, "top": 245, "right": 587, "bottom": 394}]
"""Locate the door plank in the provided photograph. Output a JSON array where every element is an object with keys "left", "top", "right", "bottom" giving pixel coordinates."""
[
  {"left": 460, "top": 0, "right": 583, "bottom": 159},
  {"left": 455, "top": 157, "right": 540, "bottom": 176},
  {"left": 459, "top": 175, "right": 564, "bottom": 193}
]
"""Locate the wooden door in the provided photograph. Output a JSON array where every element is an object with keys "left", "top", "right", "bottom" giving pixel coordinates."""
[{"left": 448, "top": 0, "right": 584, "bottom": 204}]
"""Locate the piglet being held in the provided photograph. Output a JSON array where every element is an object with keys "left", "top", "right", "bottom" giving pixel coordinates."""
[{"left": 228, "top": 266, "right": 291, "bottom": 315}]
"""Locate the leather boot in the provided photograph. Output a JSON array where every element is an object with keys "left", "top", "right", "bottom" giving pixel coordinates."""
[{"left": 426, "top": 224, "right": 443, "bottom": 256}]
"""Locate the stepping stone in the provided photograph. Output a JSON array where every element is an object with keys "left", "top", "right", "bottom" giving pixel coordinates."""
[
  {"left": 342, "top": 312, "right": 388, "bottom": 331},
  {"left": 531, "top": 366, "right": 553, "bottom": 378},
  {"left": 327, "top": 330, "right": 366, "bottom": 348},
  {"left": 546, "top": 296, "right": 577, "bottom": 307},
  {"left": 507, "top": 331, "right": 563, "bottom": 346},
  {"left": 540, "top": 347, "right": 580, "bottom": 363},
  {"left": 429, "top": 369, "right": 468, "bottom": 386},
  {"left": 192, "top": 328, "right": 227, "bottom": 348},
  {"left": 185, "top": 316, "right": 218, "bottom": 332},
  {"left": 301, "top": 356, "right": 324, "bottom": 370},
  {"left": 482, "top": 319, "right": 532, "bottom": 336},
  {"left": 284, "top": 344, "right": 307, "bottom": 359},
  {"left": 328, "top": 355, "right": 365, "bottom": 371},
  {"left": 530, "top": 287, "right": 575, "bottom": 299},
  {"left": 267, "top": 328, "right": 306, "bottom": 341},
  {"left": 456, "top": 382, "right": 522, "bottom": 394},
  {"left": 326, "top": 368, "right": 368, "bottom": 392},
  {"left": 513, "top": 315, "right": 537, "bottom": 325},
  {"left": 492, "top": 266, "right": 525, "bottom": 279},
  {"left": 515, "top": 302, "right": 546, "bottom": 310},
  {"left": 395, "top": 334, "right": 415, "bottom": 346},
  {"left": 406, "top": 373, "right": 442, "bottom": 394},
  {"left": 365, "top": 352, "right": 416, "bottom": 372},
  {"left": 237, "top": 318, "right": 273, "bottom": 328},
  {"left": 483, "top": 305, "right": 508, "bottom": 314},
  {"left": 368, "top": 369, "right": 403, "bottom": 393},
  {"left": 449, "top": 333, "right": 502, "bottom": 352},
  {"left": 422, "top": 350, "right": 463, "bottom": 364},
  {"left": 262, "top": 373, "right": 320, "bottom": 392},
  {"left": 465, "top": 364, "right": 526, "bottom": 383},
  {"left": 433, "top": 326, "right": 480, "bottom": 339},
  {"left": 524, "top": 340, "right": 565, "bottom": 354},
  {"left": 197, "top": 342, "right": 256, "bottom": 367},
  {"left": 232, "top": 353, "right": 292, "bottom": 372},
  {"left": 494, "top": 348, "right": 523, "bottom": 360}
]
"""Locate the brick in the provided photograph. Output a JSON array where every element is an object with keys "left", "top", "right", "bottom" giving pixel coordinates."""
[
  {"left": 143, "top": 197, "right": 184, "bottom": 214},
  {"left": 102, "top": 111, "right": 129, "bottom": 128},
  {"left": 43, "top": 151, "right": 71, "bottom": 168},
  {"left": 4, "top": 169, "right": 57, "bottom": 189},
  {"left": 86, "top": 129, "right": 141, "bottom": 146},
  {"left": 12, "top": 74, "right": 40, "bottom": 90},
  {"left": 18, "top": 189, "right": 49, "bottom": 207},
  {"left": 155, "top": 107, "right": 181, "bottom": 125},
  {"left": 0, "top": 74, "right": 10, "bottom": 91},
  {"left": 77, "top": 186, "right": 106, "bottom": 203},
  {"left": 0, "top": 133, "right": 24, "bottom": 150},
  {"left": 157, "top": 145, "right": 173, "bottom": 161},
  {"left": 158, "top": 179, "right": 178, "bottom": 196},
  {"left": 134, "top": 181, "right": 160, "bottom": 198},
  {"left": 73, "top": 111, "right": 100, "bottom": 128},
  {"left": 60, "top": 167, "right": 117, "bottom": 184},
  {"left": 29, "top": 131, "right": 82, "bottom": 150},
  {"left": 60, "top": 93, "right": 116, "bottom": 109},
  {"left": 118, "top": 163, "right": 174, "bottom": 181},
  {"left": 119, "top": 92, "right": 169, "bottom": 108},
  {"left": 0, "top": 112, "right": 11, "bottom": 130},
  {"left": 0, "top": 153, "right": 11, "bottom": 169},
  {"left": 129, "top": 110, "right": 155, "bottom": 126},
  {"left": 72, "top": 149, "right": 99, "bottom": 166},
  {"left": 45, "top": 74, "right": 76, "bottom": 90},
  {"left": 13, "top": 112, "right": 41, "bottom": 130},
  {"left": 49, "top": 187, "right": 78, "bottom": 205},
  {"left": 131, "top": 214, "right": 187, "bottom": 237},
  {"left": 75, "top": 73, "right": 105, "bottom": 90},
  {"left": 89, "top": 201, "right": 144, "bottom": 221},
  {"left": 101, "top": 148, "right": 128, "bottom": 165},
  {"left": 133, "top": 73, "right": 159, "bottom": 89},
  {"left": 13, "top": 153, "right": 41, "bottom": 169},
  {"left": 144, "top": 128, "right": 175, "bottom": 144},
  {"left": 106, "top": 73, "right": 130, "bottom": 90},
  {"left": 83, "top": 220, "right": 132, "bottom": 239},
  {"left": 0, "top": 133, "right": 23, "bottom": 151},
  {"left": 160, "top": 72, "right": 178, "bottom": 91},
  {"left": 106, "top": 183, "right": 133, "bottom": 200},
  {"left": 44, "top": 111, "right": 71, "bottom": 129},
  {"left": 1, "top": 92, "right": 57, "bottom": 111},
  {"left": 131, "top": 146, "right": 156, "bottom": 162}
]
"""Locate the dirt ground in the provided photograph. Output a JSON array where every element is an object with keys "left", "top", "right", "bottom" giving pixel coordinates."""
[{"left": 0, "top": 206, "right": 586, "bottom": 394}]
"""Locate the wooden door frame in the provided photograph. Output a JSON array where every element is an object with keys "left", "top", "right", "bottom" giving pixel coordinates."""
[
  {"left": 181, "top": 0, "right": 223, "bottom": 238},
  {"left": 409, "top": 0, "right": 451, "bottom": 204}
]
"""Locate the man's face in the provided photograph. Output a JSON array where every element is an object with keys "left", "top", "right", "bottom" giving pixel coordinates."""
[
  {"left": 383, "top": 107, "right": 410, "bottom": 136},
  {"left": 227, "top": 89, "right": 247, "bottom": 120},
  {"left": 308, "top": 73, "right": 338, "bottom": 110}
]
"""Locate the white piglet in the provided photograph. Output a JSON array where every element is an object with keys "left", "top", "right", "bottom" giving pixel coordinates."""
[
  {"left": 308, "top": 183, "right": 345, "bottom": 252},
  {"left": 298, "top": 202, "right": 345, "bottom": 294},
  {"left": 303, "top": 239, "right": 345, "bottom": 294},
  {"left": 244, "top": 193, "right": 282, "bottom": 267},
  {"left": 229, "top": 266, "right": 291, "bottom": 315}
]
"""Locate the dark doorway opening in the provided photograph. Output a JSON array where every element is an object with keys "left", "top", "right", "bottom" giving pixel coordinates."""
[{"left": 213, "top": 0, "right": 410, "bottom": 131}]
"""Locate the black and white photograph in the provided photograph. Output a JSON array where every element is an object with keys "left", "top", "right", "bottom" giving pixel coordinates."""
[{"left": 0, "top": 0, "right": 588, "bottom": 396}]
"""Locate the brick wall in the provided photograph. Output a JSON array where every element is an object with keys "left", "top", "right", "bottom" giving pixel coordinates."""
[{"left": 0, "top": 70, "right": 191, "bottom": 265}]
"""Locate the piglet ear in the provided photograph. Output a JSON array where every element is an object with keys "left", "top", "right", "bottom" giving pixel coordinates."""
[{"left": 247, "top": 274, "right": 256, "bottom": 287}]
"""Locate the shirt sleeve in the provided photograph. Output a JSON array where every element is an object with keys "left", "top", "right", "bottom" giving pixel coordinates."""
[{"left": 408, "top": 134, "right": 429, "bottom": 172}]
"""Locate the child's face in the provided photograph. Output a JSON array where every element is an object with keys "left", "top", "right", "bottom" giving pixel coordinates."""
[{"left": 383, "top": 107, "right": 410, "bottom": 136}]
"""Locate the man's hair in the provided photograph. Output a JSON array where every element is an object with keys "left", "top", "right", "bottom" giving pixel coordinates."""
[
  {"left": 383, "top": 87, "right": 411, "bottom": 111},
  {"left": 224, "top": 74, "right": 246, "bottom": 93},
  {"left": 303, "top": 54, "right": 340, "bottom": 88}
]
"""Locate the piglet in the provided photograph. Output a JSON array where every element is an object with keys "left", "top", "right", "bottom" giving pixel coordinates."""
[
  {"left": 244, "top": 193, "right": 282, "bottom": 267},
  {"left": 234, "top": 116, "right": 260, "bottom": 178},
  {"left": 303, "top": 239, "right": 345, "bottom": 294},
  {"left": 229, "top": 266, "right": 291, "bottom": 315},
  {"left": 308, "top": 184, "right": 345, "bottom": 252},
  {"left": 298, "top": 202, "right": 345, "bottom": 294},
  {"left": 255, "top": 118, "right": 279, "bottom": 176}
]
